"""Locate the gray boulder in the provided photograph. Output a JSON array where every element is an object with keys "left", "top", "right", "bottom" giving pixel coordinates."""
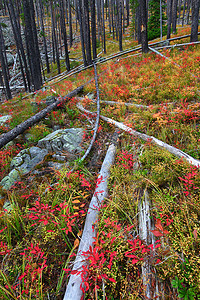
[
  {"left": 10, "top": 146, "right": 48, "bottom": 174},
  {"left": 0, "top": 147, "right": 48, "bottom": 192},
  {"left": 38, "top": 128, "right": 84, "bottom": 155},
  {"left": 0, "top": 169, "right": 21, "bottom": 191},
  {"left": 0, "top": 115, "right": 11, "bottom": 126}
]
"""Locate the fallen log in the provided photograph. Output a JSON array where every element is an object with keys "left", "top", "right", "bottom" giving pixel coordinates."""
[
  {"left": 63, "top": 134, "right": 118, "bottom": 300},
  {"left": 0, "top": 85, "right": 84, "bottom": 149},
  {"left": 139, "top": 190, "right": 159, "bottom": 299},
  {"left": 78, "top": 62, "right": 100, "bottom": 163},
  {"left": 149, "top": 46, "right": 180, "bottom": 67},
  {"left": 77, "top": 103, "right": 200, "bottom": 167}
]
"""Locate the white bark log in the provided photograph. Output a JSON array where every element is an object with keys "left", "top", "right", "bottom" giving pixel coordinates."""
[
  {"left": 77, "top": 104, "right": 200, "bottom": 167},
  {"left": 139, "top": 190, "right": 159, "bottom": 299},
  {"left": 63, "top": 142, "right": 117, "bottom": 300}
]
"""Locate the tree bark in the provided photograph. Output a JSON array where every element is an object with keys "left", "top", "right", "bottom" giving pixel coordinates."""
[
  {"left": 167, "top": 0, "right": 173, "bottom": 39},
  {"left": 0, "top": 23, "right": 12, "bottom": 99},
  {"left": 68, "top": 0, "right": 73, "bottom": 47},
  {"left": 140, "top": 0, "right": 148, "bottom": 53},
  {"left": 90, "top": 0, "right": 97, "bottom": 59},
  {"left": 83, "top": 0, "right": 92, "bottom": 64},
  {"left": 119, "top": 0, "right": 123, "bottom": 51},
  {"left": 190, "top": 0, "right": 200, "bottom": 42},
  {"left": 50, "top": 0, "right": 61, "bottom": 73},
  {"left": 38, "top": 0, "right": 50, "bottom": 73},
  {"left": 102, "top": 0, "right": 106, "bottom": 53},
  {"left": 59, "top": 0, "right": 70, "bottom": 71},
  {"left": 172, "top": 0, "right": 178, "bottom": 33},
  {"left": 22, "top": 0, "right": 42, "bottom": 91},
  {"left": 77, "top": 0, "right": 87, "bottom": 66}
]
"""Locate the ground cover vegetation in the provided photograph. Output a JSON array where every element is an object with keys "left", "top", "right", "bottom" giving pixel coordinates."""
[{"left": 0, "top": 0, "right": 200, "bottom": 299}]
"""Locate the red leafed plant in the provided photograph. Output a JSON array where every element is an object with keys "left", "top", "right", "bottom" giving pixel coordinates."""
[{"left": 151, "top": 218, "right": 170, "bottom": 237}]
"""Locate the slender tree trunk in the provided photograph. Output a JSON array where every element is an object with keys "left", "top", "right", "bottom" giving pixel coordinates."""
[
  {"left": 136, "top": 5, "right": 142, "bottom": 43},
  {"left": 77, "top": 0, "right": 87, "bottom": 66},
  {"left": 22, "top": 0, "right": 42, "bottom": 91},
  {"left": 182, "top": 0, "right": 186, "bottom": 26},
  {"left": 178, "top": 0, "right": 182, "bottom": 23},
  {"left": 0, "top": 23, "right": 12, "bottom": 99},
  {"left": 68, "top": 0, "right": 73, "bottom": 47},
  {"left": 167, "top": 0, "right": 173, "bottom": 39},
  {"left": 119, "top": 0, "right": 123, "bottom": 51},
  {"left": 83, "top": 0, "right": 92, "bottom": 64},
  {"left": 190, "top": 0, "right": 200, "bottom": 42},
  {"left": 6, "top": 0, "right": 31, "bottom": 91},
  {"left": 90, "top": 0, "right": 97, "bottom": 59},
  {"left": 111, "top": 0, "right": 115, "bottom": 39},
  {"left": 186, "top": 0, "right": 191, "bottom": 24},
  {"left": 59, "top": 0, "right": 70, "bottom": 71},
  {"left": 50, "top": 0, "right": 61, "bottom": 73},
  {"left": 126, "top": 0, "right": 129, "bottom": 27},
  {"left": 38, "top": 0, "right": 50, "bottom": 73},
  {"left": 172, "top": 0, "right": 178, "bottom": 33},
  {"left": 115, "top": 0, "right": 119, "bottom": 40},
  {"left": 140, "top": 0, "right": 148, "bottom": 52},
  {"left": 96, "top": 0, "right": 102, "bottom": 42},
  {"left": 122, "top": 0, "right": 125, "bottom": 34},
  {"left": 102, "top": 0, "right": 106, "bottom": 53}
]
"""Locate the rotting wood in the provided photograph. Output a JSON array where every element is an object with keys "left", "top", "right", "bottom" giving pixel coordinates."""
[
  {"left": 63, "top": 133, "right": 118, "bottom": 300},
  {"left": 77, "top": 103, "right": 200, "bottom": 167},
  {"left": 0, "top": 85, "right": 84, "bottom": 149},
  {"left": 139, "top": 190, "right": 159, "bottom": 299}
]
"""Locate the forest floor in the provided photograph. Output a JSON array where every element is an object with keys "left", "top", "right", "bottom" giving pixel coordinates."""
[{"left": 0, "top": 24, "right": 200, "bottom": 299}]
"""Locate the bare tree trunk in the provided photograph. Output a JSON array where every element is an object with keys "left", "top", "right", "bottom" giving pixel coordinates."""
[
  {"left": 0, "top": 85, "right": 84, "bottom": 149},
  {"left": 59, "top": 0, "right": 70, "bottom": 71},
  {"left": 38, "top": 0, "right": 50, "bottom": 73},
  {"left": 0, "top": 23, "right": 12, "bottom": 99},
  {"left": 172, "top": 0, "right": 178, "bottom": 33},
  {"left": 140, "top": 0, "right": 148, "bottom": 53},
  {"left": 119, "top": 0, "right": 123, "bottom": 51},
  {"left": 6, "top": 0, "right": 31, "bottom": 91},
  {"left": 83, "top": 0, "right": 92, "bottom": 64},
  {"left": 96, "top": 0, "right": 102, "bottom": 42},
  {"left": 90, "top": 0, "right": 97, "bottom": 59},
  {"left": 22, "top": 0, "right": 42, "bottom": 91},
  {"left": 190, "top": 0, "right": 200, "bottom": 42},
  {"left": 50, "top": 0, "right": 61, "bottom": 73},
  {"left": 111, "top": 0, "right": 115, "bottom": 39},
  {"left": 186, "top": 0, "right": 191, "bottom": 24},
  {"left": 182, "top": 0, "right": 186, "bottom": 26},
  {"left": 77, "top": 0, "right": 87, "bottom": 66},
  {"left": 102, "top": 0, "right": 106, "bottom": 53},
  {"left": 126, "top": 0, "right": 129, "bottom": 27},
  {"left": 68, "top": 0, "right": 73, "bottom": 47},
  {"left": 167, "top": 0, "right": 173, "bottom": 39}
]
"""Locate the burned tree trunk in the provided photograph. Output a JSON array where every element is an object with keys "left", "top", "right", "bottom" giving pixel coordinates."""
[
  {"left": 140, "top": 0, "right": 148, "bottom": 53},
  {"left": 0, "top": 85, "right": 84, "bottom": 149},
  {"left": 190, "top": 0, "right": 200, "bottom": 42}
]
